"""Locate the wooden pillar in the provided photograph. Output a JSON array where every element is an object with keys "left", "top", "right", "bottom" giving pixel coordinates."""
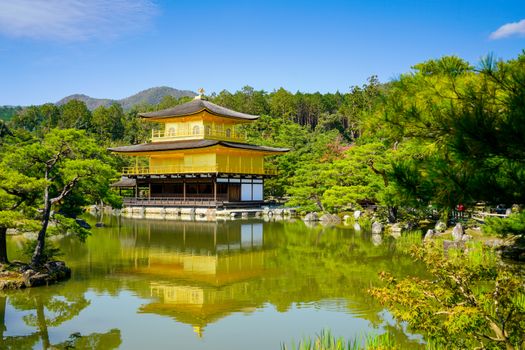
[
  {"left": 183, "top": 178, "right": 186, "bottom": 200},
  {"left": 148, "top": 182, "right": 151, "bottom": 199},
  {"left": 213, "top": 176, "right": 217, "bottom": 202}
]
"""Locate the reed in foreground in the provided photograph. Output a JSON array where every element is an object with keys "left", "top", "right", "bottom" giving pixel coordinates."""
[{"left": 281, "top": 329, "right": 396, "bottom": 350}]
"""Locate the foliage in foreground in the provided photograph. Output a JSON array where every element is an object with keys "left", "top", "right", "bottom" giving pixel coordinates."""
[
  {"left": 370, "top": 242, "right": 525, "bottom": 349},
  {"left": 0, "top": 129, "right": 120, "bottom": 266},
  {"left": 281, "top": 329, "right": 395, "bottom": 350}
]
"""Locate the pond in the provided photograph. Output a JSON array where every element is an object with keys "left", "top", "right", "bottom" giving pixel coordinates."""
[{"left": 3, "top": 217, "right": 427, "bottom": 349}]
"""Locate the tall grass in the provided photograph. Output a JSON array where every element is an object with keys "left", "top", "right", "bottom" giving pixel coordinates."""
[
  {"left": 447, "top": 240, "right": 498, "bottom": 268},
  {"left": 281, "top": 329, "right": 396, "bottom": 350},
  {"left": 395, "top": 230, "right": 423, "bottom": 254}
]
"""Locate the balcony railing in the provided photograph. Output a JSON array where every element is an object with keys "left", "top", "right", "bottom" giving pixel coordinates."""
[
  {"left": 151, "top": 128, "right": 247, "bottom": 142},
  {"left": 121, "top": 164, "right": 278, "bottom": 176}
]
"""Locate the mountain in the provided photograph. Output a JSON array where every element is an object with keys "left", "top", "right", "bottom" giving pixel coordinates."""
[
  {"left": 56, "top": 87, "right": 197, "bottom": 111},
  {"left": 56, "top": 94, "right": 114, "bottom": 111}
]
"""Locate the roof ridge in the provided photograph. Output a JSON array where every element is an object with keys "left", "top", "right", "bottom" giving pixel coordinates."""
[{"left": 138, "top": 99, "right": 259, "bottom": 120}]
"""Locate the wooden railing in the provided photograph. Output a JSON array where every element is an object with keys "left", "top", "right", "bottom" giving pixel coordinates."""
[
  {"left": 151, "top": 128, "right": 247, "bottom": 142},
  {"left": 123, "top": 197, "right": 224, "bottom": 207},
  {"left": 471, "top": 211, "right": 509, "bottom": 222},
  {"left": 121, "top": 164, "right": 278, "bottom": 176}
]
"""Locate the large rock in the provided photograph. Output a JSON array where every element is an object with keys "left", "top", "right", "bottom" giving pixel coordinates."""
[
  {"left": 452, "top": 223, "right": 464, "bottom": 241},
  {"left": 424, "top": 229, "right": 435, "bottom": 241},
  {"left": 371, "top": 221, "right": 383, "bottom": 234},
  {"left": 353, "top": 210, "right": 362, "bottom": 219},
  {"left": 443, "top": 240, "right": 465, "bottom": 253},
  {"left": 353, "top": 223, "right": 361, "bottom": 231},
  {"left": 75, "top": 218, "right": 91, "bottom": 229},
  {"left": 461, "top": 234, "right": 472, "bottom": 242},
  {"left": 435, "top": 221, "right": 447, "bottom": 233},
  {"left": 390, "top": 223, "right": 402, "bottom": 238},
  {"left": 320, "top": 214, "right": 341, "bottom": 225},
  {"left": 303, "top": 212, "right": 319, "bottom": 222},
  {"left": 484, "top": 238, "right": 505, "bottom": 248}
]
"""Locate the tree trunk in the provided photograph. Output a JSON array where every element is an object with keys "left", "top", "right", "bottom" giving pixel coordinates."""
[
  {"left": 0, "top": 295, "right": 6, "bottom": 339},
  {"left": 35, "top": 297, "right": 50, "bottom": 350},
  {"left": 387, "top": 206, "right": 398, "bottom": 224},
  {"left": 0, "top": 226, "right": 8, "bottom": 264},
  {"left": 32, "top": 186, "right": 51, "bottom": 267}
]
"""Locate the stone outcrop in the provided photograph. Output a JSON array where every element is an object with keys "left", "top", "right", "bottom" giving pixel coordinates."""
[
  {"left": 303, "top": 212, "right": 319, "bottom": 222},
  {"left": 389, "top": 223, "right": 402, "bottom": 238},
  {"left": 443, "top": 240, "right": 465, "bottom": 252},
  {"left": 319, "top": 214, "right": 341, "bottom": 225},
  {"left": 371, "top": 221, "right": 383, "bottom": 234},
  {"left": 0, "top": 261, "right": 71, "bottom": 290},
  {"left": 452, "top": 223, "right": 464, "bottom": 241},
  {"left": 424, "top": 229, "right": 435, "bottom": 240},
  {"left": 435, "top": 221, "right": 447, "bottom": 233}
]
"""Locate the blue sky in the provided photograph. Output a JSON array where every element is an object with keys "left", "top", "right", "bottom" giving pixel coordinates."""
[{"left": 0, "top": 0, "right": 524, "bottom": 105}]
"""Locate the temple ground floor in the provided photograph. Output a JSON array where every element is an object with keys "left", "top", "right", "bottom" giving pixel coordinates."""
[{"left": 112, "top": 173, "right": 269, "bottom": 209}]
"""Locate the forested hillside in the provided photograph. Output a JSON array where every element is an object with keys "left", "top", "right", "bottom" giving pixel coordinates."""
[
  {"left": 0, "top": 106, "right": 22, "bottom": 121},
  {"left": 3, "top": 52, "right": 525, "bottom": 223}
]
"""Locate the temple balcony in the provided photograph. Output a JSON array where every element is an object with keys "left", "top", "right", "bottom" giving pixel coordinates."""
[
  {"left": 151, "top": 128, "right": 247, "bottom": 143},
  {"left": 121, "top": 164, "right": 277, "bottom": 176}
]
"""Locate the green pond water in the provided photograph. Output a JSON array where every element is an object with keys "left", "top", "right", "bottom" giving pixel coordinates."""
[{"left": 2, "top": 216, "right": 427, "bottom": 349}]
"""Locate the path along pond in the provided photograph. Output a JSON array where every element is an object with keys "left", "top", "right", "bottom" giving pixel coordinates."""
[{"left": 2, "top": 217, "right": 428, "bottom": 349}]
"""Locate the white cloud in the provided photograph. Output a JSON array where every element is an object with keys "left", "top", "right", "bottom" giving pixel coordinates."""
[
  {"left": 0, "top": 0, "right": 157, "bottom": 41},
  {"left": 489, "top": 19, "right": 525, "bottom": 40}
]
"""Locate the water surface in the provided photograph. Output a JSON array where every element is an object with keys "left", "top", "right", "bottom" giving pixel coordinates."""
[{"left": 2, "top": 217, "right": 426, "bottom": 349}]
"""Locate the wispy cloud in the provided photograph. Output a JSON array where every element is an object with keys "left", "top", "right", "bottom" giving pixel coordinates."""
[
  {"left": 0, "top": 0, "right": 157, "bottom": 41},
  {"left": 489, "top": 19, "right": 525, "bottom": 40}
]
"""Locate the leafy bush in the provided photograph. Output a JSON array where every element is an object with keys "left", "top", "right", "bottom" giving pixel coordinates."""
[
  {"left": 370, "top": 242, "right": 525, "bottom": 349},
  {"left": 483, "top": 212, "right": 525, "bottom": 237}
]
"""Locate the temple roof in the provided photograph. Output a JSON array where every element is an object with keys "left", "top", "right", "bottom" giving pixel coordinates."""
[
  {"left": 108, "top": 140, "right": 289, "bottom": 154},
  {"left": 110, "top": 177, "right": 137, "bottom": 187},
  {"left": 138, "top": 99, "right": 259, "bottom": 120}
]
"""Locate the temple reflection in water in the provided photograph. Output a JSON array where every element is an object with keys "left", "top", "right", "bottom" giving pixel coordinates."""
[{"left": 118, "top": 219, "right": 273, "bottom": 337}]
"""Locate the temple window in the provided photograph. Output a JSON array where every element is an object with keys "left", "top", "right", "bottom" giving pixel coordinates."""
[{"left": 192, "top": 125, "right": 200, "bottom": 135}]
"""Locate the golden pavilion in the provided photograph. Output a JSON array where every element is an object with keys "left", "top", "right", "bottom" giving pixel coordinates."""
[{"left": 109, "top": 92, "right": 288, "bottom": 207}]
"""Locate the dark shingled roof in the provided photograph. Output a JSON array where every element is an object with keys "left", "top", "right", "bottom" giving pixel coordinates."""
[
  {"left": 138, "top": 99, "right": 259, "bottom": 120},
  {"left": 110, "top": 178, "right": 137, "bottom": 187},
  {"left": 108, "top": 140, "right": 289, "bottom": 154}
]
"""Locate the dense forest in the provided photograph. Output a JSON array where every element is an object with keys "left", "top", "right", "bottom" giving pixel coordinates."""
[
  {"left": 0, "top": 106, "right": 22, "bottom": 121},
  {"left": 2, "top": 52, "right": 525, "bottom": 225}
]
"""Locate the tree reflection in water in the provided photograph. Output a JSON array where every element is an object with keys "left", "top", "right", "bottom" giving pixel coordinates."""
[{"left": 0, "top": 291, "right": 121, "bottom": 350}]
